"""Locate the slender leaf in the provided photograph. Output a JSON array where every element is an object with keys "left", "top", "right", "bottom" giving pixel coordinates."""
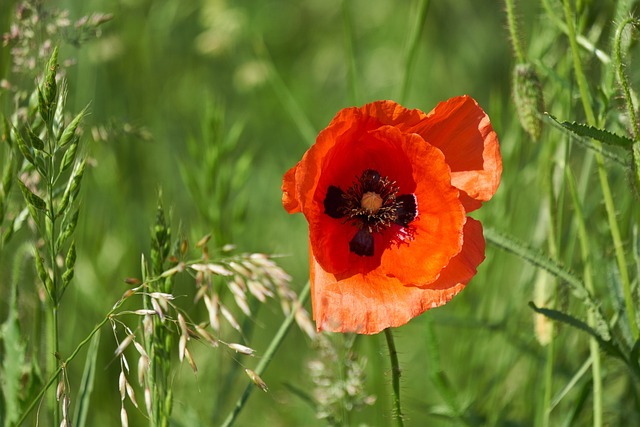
[
  {"left": 26, "top": 127, "right": 44, "bottom": 151},
  {"left": 529, "top": 302, "right": 607, "bottom": 344},
  {"left": 72, "top": 331, "right": 101, "bottom": 427},
  {"left": 528, "top": 303, "right": 639, "bottom": 378},
  {"left": 485, "top": 228, "right": 584, "bottom": 296},
  {"left": 546, "top": 113, "right": 633, "bottom": 147},
  {"left": 17, "top": 179, "right": 46, "bottom": 212},
  {"left": 544, "top": 114, "right": 628, "bottom": 165},
  {"left": 13, "top": 127, "right": 36, "bottom": 167}
]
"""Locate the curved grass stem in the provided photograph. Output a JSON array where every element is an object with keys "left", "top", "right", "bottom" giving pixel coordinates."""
[
  {"left": 17, "top": 306, "right": 119, "bottom": 426},
  {"left": 221, "top": 281, "right": 311, "bottom": 427},
  {"left": 505, "top": 0, "right": 525, "bottom": 63},
  {"left": 614, "top": 17, "right": 640, "bottom": 205},
  {"left": 384, "top": 328, "right": 404, "bottom": 427}
]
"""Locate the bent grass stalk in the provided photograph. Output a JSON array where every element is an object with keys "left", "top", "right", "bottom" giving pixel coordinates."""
[
  {"left": 16, "top": 302, "right": 125, "bottom": 425},
  {"left": 614, "top": 17, "right": 640, "bottom": 199},
  {"left": 221, "top": 280, "right": 310, "bottom": 427}
]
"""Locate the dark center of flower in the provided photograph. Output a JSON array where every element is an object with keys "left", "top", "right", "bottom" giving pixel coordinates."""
[{"left": 324, "top": 169, "right": 418, "bottom": 257}]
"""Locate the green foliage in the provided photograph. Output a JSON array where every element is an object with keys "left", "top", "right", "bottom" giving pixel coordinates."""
[
  {"left": 1, "top": 0, "right": 640, "bottom": 426},
  {"left": 547, "top": 114, "right": 634, "bottom": 148}
]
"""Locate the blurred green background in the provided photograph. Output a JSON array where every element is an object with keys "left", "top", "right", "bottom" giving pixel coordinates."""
[{"left": 2, "top": 0, "right": 639, "bottom": 425}]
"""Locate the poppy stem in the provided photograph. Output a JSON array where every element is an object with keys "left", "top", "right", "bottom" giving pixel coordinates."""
[{"left": 384, "top": 328, "right": 404, "bottom": 427}]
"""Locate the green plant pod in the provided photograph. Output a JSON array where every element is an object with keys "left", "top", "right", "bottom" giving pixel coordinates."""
[{"left": 513, "top": 63, "right": 544, "bottom": 141}]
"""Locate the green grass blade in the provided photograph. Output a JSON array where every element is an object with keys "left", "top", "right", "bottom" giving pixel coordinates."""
[
  {"left": 399, "top": 0, "right": 430, "bottom": 103},
  {"left": 72, "top": 330, "right": 101, "bottom": 427},
  {"left": 1, "top": 245, "right": 30, "bottom": 427}
]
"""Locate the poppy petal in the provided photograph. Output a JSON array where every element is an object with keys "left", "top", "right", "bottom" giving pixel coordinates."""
[
  {"left": 406, "top": 96, "right": 502, "bottom": 210},
  {"left": 377, "top": 130, "right": 465, "bottom": 286},
  {"left": 420, "top": 217, "right": 485, "bottom": 290},
  {"left": 282, "top": 165, "right": 301, "bottom": 214},
  {"left": 358, "top": 98, "right": 501, "bottom": 212},
  {"left": 310, "top": 248, "right": 466, "bottom": 334},
  {"left": 308, "top": 127, "right": 464, "bottom": 283}
]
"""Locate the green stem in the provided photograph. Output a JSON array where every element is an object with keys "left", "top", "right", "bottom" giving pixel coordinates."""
[
  {"left": 46, "top": 125, "right": 61, "bottom": 425},
  {"left": 399, "top": 0, "right": 430, "bottom": 104},
  {"left": 505, "top": 0, "right": 525, "bottom": 63},
  {"left": 566, "top": 167, "right": 602, "bottom": 427},
  {"left": 541, "top": 0, "right": 610, "bottom": 64},
  {"left": 562, "top": 0, "right": 638, "bottom": 340},
  {"left": 17, "top": 308, "right": 116, "bottom": 425},
  {"left": 384, "top": 328, "right": 404, "bottom": 427},
  {"left": 615, "top": 17, "right": 640, "bottom": 140},
  {"left": 614, "top": 17, "right": 640, "bottom": 200},
  {"left": 539, "top": 144, "right": 561, "bottom": 427},
  {"left": 540, "top": 323, "right": 555, "bottom": 427},
  {"left": 220, "top": 281, "right": 311, "bottom": 427}
]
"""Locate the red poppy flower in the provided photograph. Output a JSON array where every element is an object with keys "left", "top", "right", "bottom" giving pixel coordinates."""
[{"left": 282, "top": 96, "right": 501, "bottom": 334}]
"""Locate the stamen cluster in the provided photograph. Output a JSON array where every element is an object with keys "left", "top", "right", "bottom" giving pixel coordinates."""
[{"left": 342, "top": 169, "right": 400, "bottom": 233}]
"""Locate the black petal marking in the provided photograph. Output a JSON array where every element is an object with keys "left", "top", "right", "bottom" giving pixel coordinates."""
[
  {"left": 349, "top": 229, "right": 374, "bottom": 256},
  {"left": 395, "top": 194, "right": 418, "bottom": 227},
  {"left": 324, "top": 185, "right": 346, "bottom": 218}
]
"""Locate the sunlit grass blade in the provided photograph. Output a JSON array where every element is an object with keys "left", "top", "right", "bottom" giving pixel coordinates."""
[
  {"left": 550, "top": 356, "right": 592, "bottom": 411},
  {"left": 72, "top": 330, "right": 101, "bottom": 427}
]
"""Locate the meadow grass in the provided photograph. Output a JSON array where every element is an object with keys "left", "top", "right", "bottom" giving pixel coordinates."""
[{"left": 1, "top": 0, "right": 640, "bottom": 426}]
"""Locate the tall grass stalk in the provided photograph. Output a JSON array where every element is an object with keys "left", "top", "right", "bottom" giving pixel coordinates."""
[
  {"left": 561, "top": 0, "right": 638, "bottom": 341},
  {"left": 566, "top": 167, "right": 602, "bottom": 426}
]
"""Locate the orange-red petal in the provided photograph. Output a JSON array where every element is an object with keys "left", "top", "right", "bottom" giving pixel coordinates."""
[
  {"left": 306, "top": 126, "right": 464, "bottom": 283},
  {"left": 359, "top": 97, "right": 502, "bottom": 212},
  {"left": 309, "top": 218, "right": 485, "bottom": 334},
  {"left": 310, "top": 248, "right": 465, "bottom": 334},
  {"left": 404, "top": 96, "right": 502, "bottom": 210}
]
